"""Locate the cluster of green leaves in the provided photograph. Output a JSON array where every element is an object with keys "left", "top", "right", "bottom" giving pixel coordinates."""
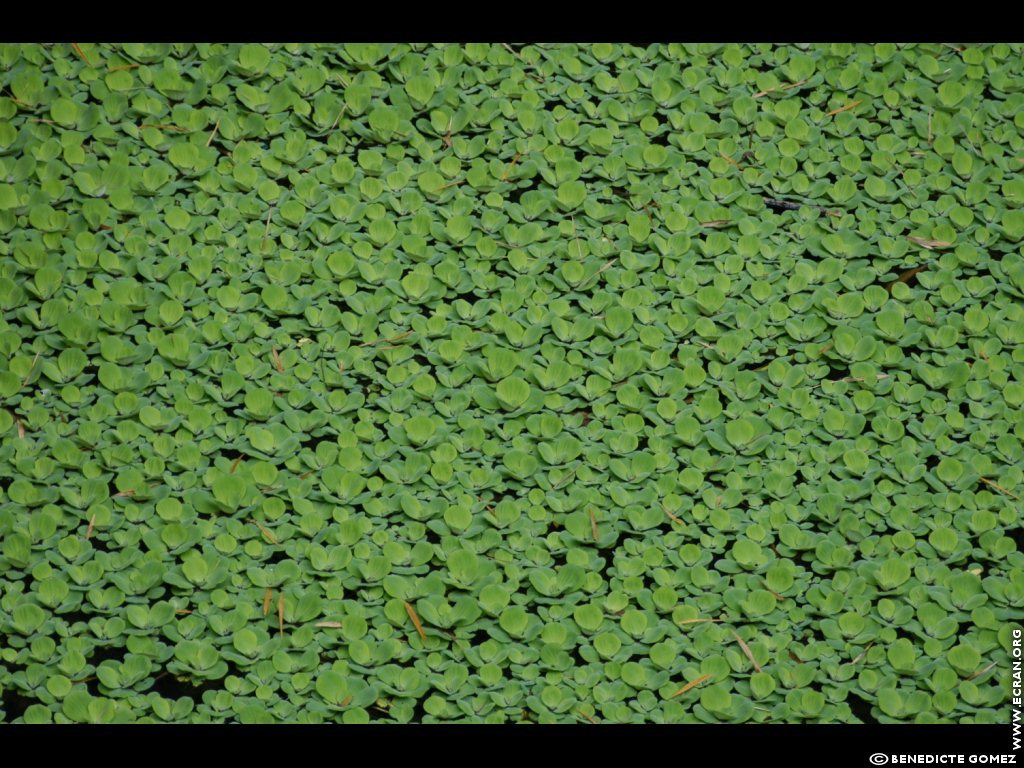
[{"left": 0, "top": 42, "right": 1021, "bottom": 724}]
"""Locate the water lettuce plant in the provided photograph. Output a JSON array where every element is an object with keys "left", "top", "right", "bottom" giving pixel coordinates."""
[{"left": 0, "top": 42, "right": 1021, "bottom": 724}]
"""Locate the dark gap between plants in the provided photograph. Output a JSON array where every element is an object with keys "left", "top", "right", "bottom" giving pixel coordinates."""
[
  {"left": 0, "top": 687, "right": 35, "bottom": 722},
  {"left": 845, "top": 691, "right": 881, "bottom": 724},
  {"left": 1006, "top": 524, "right": 1024, "bottom": 554},
  {"left": 149, "top": 669, "right": 228, "bottom": 702}
]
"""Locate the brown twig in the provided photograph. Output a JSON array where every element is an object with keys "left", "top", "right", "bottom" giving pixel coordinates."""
[
  {"left": 846, "top": 642, "right": 874, "bottom": 666},
  {"left": 578, "top": 258, "right": 617, "bottom": 289},
  {"left": 588, "top": 508, "right": 599, "bottom": 542},
  {"left": 3, "top": 90, "right": 34, "bottom": 108},
  {"left": 21, "top": 352, "right": 40, "bottom": 386},
  {"left": 825, "top": 99, "right": 863, "bottom": 117},
  {"left": 85, "top": 513, "right": 96, "bottom": 540},
  {"left": 821, "top": 373, "right": 890, "bottom": 386},
  {"left": 70, "top": 43, "right": 95, "bottom": 68},
  {"left": 501, "top": 43, "right": 545, "bottom": 82},
  {"left": 252, "top": 519, "right": 279, "bottom": 545},
  {"left": 206, "top": 118, "right": 220, "bottom": 147},
  {"left": 552, "top": 464, "right": 579, "bottom": 490},
  {"left": 731, "top": 631, "right": 763, "bottom": 673},
  {"left": 139, "top": 123, "right": 188, "bottom": 132},
  {"left": 669, "top": 673, "right": 712, "bottom": 699},
  {"left": 885, "top": 264, "right": 928, "bottom": 291},
  {"left": 979, "top": 477, "right": 1020, "bottom": 500},
  {"left": 968, "top": 661, "right": 998, "bottom": 681},
  {"left": 576, "top": 708, "right": 598, "bottom": 724},
  {"left": 441, "top": 115, "right": 454, "bottom": 149},
  {"left": 753, "top": 78, "right": 806, "bottom": 99},
  {"left": 261, "top": 206, "right": 274, "bottom": 251},
  {"left": 499, "top": 152, "right": 522, "bottom": 183},
  {"left": 719, "top": 151, "right": 742, "bottom": 170},
  {"left": 907, "top": 236, "right": 952, "bottom": 250},
  {"left": 661, "top": 502, "right": 684, "bottom": 525},
  {"left": 326, "top": 105, "right": 346, "bottom": 133},
  {"left": 271, "top": 347, "right": 285, "bottom": 373},
  {"left": 360, "top": 330, "right": 412, "bottom": 347},
  {"left": 263, "top": 588, "right": 273, "bottom": 617},
  {"left": 678, "top": 618, "right": 723, "bottom": 626},
  {"left": 404, "top": 601, "right": 427, "bottom": 642}
]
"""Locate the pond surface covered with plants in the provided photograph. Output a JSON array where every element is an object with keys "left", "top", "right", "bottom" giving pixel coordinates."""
[{"left": 0, "top": 42, "right": 1022, "bottom": 724}]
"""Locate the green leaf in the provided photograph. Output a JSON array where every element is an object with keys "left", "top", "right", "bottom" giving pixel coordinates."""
[
  {"left": 938, "top": 80, "right": 965, "bottom": 107},
  {"left": 947, "top": 644, "right": 982, "bottom": 676},
  {"left": 574, "top": 603, "right": 604, "bottom": 633},
  {"left": 405, "top": 75, "right": 436, "bottom": 106},
  {"left": 212, "top": 474, "right": 248, "bottom": 511},
  {"left": 557, "top": 180, "right": 587, "bottom": 209},
  {"left": 725, "top": 418, "right": 755, "bottom": 448},
  {"left": 877, "top": 559, "right": 912, "bottom": 590},
  {"left": 0, "top": 184, "right": 18, "bottom": 210},
  {"left": 239, "top": 44, "right": 272, "bottom": 73},
  {"left": 315, "top": 669, "right": 350, "bottom": 707},
  {"left": 447, "top": 548, "right": 480, "bottom": 586},
  {"left": 877, "top": 688, "right": 903, "bottom": 718},
  {"left": 403, "top": 415, "right": 436, "bottom": 445},
  {"left": 51, "top": 98, "right": 78, "bottom": 126},
  {"left": 496, "top": 376, "right": 531, "bottom": 409}
]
